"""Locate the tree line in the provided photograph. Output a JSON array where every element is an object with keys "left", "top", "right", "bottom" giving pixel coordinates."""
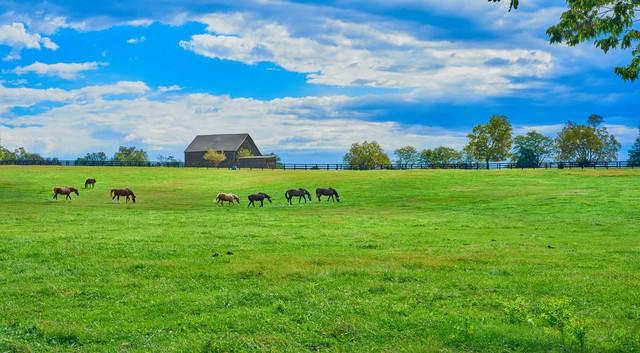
[{"left": 344, "top": 115, "right": 640, "bottom": 168}]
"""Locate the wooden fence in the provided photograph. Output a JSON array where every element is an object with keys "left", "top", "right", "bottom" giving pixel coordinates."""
[{"left": 1, "top": 159, "right": 638, "bottom": 170}]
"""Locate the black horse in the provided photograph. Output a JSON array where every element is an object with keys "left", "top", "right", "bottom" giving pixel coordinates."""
[
  {"left": 285, "top": 188, "right": 312, "bottom": 205},
  {"left": 247, "top": 192, "right": 272, "bottom": 207},
  {"left": 316, "top": 188, "right": 340, "bottom": 202},
  {"left": 84, "top": 178, "right": 96, "bottom": 189}
]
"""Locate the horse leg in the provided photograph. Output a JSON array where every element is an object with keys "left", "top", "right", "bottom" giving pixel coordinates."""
[
  {"left": 66, "top": 193, "right": 71, "bottom": 200},
  {"left": 247, "top": 200, "right": 252, "bottom": 207},
  {"left": 53, "top": 192, "right": 57, "bottom": 200},
  {"left": 260, "top": 199, "right": 264, "bottom": 207}
]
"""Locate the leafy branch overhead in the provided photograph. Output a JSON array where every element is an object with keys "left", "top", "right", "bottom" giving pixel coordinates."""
[{"left": 492, "top": 0, "right": 640, "bottom": 81}]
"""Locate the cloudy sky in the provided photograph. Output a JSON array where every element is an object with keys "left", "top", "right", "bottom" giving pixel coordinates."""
[{"left": 0, "top": 0, "right": 638, "bottom": 162}]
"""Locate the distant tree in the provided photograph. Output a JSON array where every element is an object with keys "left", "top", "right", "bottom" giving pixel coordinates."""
[
  {"left": 394, "top": 146, "right": 419, "bottom": 167},
  {"left": 203, "top": 149, "right": 226, "bottom": 167},
  {"left": 628, "top": 128, "right": 640, "bottom": 166},
  {"left": 112, "top": 146, "right": 148, "bottom": 162},
  {"left": 555, "top": 115, "right": 621, "bottom": 163},
  {"left": 157, "top": 155, "right": 177, "bottom": 162},
  {"left": 237, "top": 148, "right": 253, "bottom": 158},
  {"left": 265, "top": 152, "right": 283, "bottom": 167},
  {"left": 77, "top": 152, "right": 108, "bottom": 162},
  {"left": 492, "top": 0, "right": 640, "bottom": 81},
  {"left": 420, "top": 147, "right": 462, "bottom": 165},
  {"left": 512, "top": 131, "right": 555, "bottom": 167},
  {"left": 464, "top": 115, "right": 513, "bottom": 169},
  {"left": 13, "top": 147, "right": 43, "bottom": 161},
  {"left": 343, "top": 141, "right": 391, "bottom": 169},
  {"left": 0, "top": 138, "right": 43, "bottom": 161}
]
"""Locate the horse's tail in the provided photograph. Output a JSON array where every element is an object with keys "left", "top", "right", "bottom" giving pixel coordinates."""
[
  {"left": 110, "top": 189, "right": 114, "bottom": 197},
  {"left": 284, "top": 191, "right": 289, "bottom": 200}
]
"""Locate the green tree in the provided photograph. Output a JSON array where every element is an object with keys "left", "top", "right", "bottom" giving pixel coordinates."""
[
  {"left": 203, "top": 149, "right": 226, "bottom": 167},
  {"left": 13, "top": 147, "right": 43, "bottom": 161},
  {"left": 265, "top": 152, "right": 283, "bottom": 167},
  {"left": 464, "top": 115, "right": 513, "bottom": 169},
  {"left": 394, "top": 146, "right": 419, "bottom": 167},
  {"left": 237, "top": 148, "right": 253, "bottom": 158},
  {"left": 112, "top": 146, "right": 148, "bottom": 162},
  {"left": 512, "top": 131, "right": 555, "bottom": 167},
  {"left": 343, "top": 141, "right": 391, "bottom": 169},
  {"left": 555, "top": 115, "right": 621, "bottom": 163},
  {"left": 77, "top": 152, "right": 108, "bottom": 162},
  {"left": 420, "top": 147, "right": 462, "bottom": 165},
  {"left": 493, "top": 0, "right": 640, "bottom": 80},
  {"left": 628, "top": 128, "right": 640, "bottom": 166}
]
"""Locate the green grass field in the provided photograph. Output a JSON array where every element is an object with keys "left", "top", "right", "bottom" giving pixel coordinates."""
[{"left": 1, "top": 166, "right": 639, "bottom": 352}]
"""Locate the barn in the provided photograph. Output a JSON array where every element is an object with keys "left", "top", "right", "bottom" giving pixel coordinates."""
[{"left": 184, "top": 133, "right": 275, "bottom": 168}]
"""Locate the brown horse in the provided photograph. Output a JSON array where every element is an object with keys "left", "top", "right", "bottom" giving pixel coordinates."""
[
  {"left": 216, "top": 192, "right": 240, "bottom": 205},
  {"left": 84, "top": 178, "right": 96, "bottom": 188},
  {"left": 111, "top": 188, "right": 136, "bottom": 203},
  {"left": 53, "top": 187, "right": 79, "bottom": 200}
]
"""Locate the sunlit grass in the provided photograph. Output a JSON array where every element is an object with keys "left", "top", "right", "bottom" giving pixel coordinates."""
[{"left": 1, "top": 166, "right": 639, "bottom": 352}]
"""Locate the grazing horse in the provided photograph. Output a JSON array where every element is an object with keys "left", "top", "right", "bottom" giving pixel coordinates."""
[
  {"left": 316, "top": 187, "right": 340, "bottom": 202},
  {"left": 247, "top": 193, "right": 272, "bottom": 207},
  {"left": 84, "top": 178, "right": 96, "bottom": 189},
  {"left": 216, "top": 192, "right": 240, "bottom": 205},
  {"left": 285, "top": 188, "right": 312, "bottom": 205},
  {"left": 53, "top": 187, "right": 79, "bottom": 200},
  {"left": 111, "top": 188, "right": 136, "bottom": 203}
]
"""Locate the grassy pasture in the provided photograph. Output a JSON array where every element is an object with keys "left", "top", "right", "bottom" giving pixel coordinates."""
[{"left": 1, "top": 166, "right": 639, "bottom": 352}]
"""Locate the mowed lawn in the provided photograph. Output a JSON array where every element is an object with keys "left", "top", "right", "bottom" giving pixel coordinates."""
[{"left": 1, "top": 166, "right": 639, "bottom": 353}]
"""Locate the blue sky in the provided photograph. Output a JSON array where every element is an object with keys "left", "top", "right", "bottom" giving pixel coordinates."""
[{"left": 0, "top": 0, "right": 638, "bottom": 162}]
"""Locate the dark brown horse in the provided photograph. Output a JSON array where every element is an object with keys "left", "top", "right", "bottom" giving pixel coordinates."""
[
  {"left": 316, "top": 188, "right": 340, "bottom": 202},
  {"left": 285, "top": 188, "right": 312, "bottom": 205},
  {"left": 53, "top": 187, "right": 79, "bottom": 200},
  {"left": 216, "top": 192, "right": 240, "bottom": 205},
  {"left": 84, "top": 178, "right": 96, "bottom": 189},
  {"left": 247, "top": 192, "right": 272, "bottom": 207},
  {"left": 111, "top": 188, "right": 136, "bottom": 203}
]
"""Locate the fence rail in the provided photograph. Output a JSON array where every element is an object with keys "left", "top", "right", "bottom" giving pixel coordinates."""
[{"left": 1, "top": 159, "right": 638, "bottom": 170}]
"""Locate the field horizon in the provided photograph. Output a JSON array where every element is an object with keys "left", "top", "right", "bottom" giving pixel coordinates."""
[{"left": 1, "top": 166, "right": 639, "bottom": 352}]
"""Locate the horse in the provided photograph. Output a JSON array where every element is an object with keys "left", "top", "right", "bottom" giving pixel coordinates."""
[
  {"left": 247, "top": 193, "right": 272, "bottom": 207},
  {"left": 316, "top": 187, "right": 340, "bottom": 202},
  {"left": 111, "top": 188, "right": 136, "bottom": 203},
  {"left": 84, "top": 178, "right": 96, "bottom": 189},
  {"left": 285, "top": 188, "right": 312, "bottom": 205},
  {"left": 216, "top": 192, "right": 240, "bottom": 205},
  {"left": 53, "top": 187, "right": 79, "bottom": 200}
]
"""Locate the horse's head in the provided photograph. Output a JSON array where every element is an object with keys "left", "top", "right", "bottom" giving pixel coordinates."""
[
  {"left": 70, "top": 187, "right": 79, "bottom": 195},
  {"left": 264, "top": 193, "right": 272, "bottom": 202},
  {"left": 130, "top": 193, "right": 136, "bottom": 203}
]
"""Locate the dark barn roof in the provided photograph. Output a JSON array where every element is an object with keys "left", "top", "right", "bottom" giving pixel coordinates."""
[{"left": 184, "top": 133, "right": 250, "bottom": 152}]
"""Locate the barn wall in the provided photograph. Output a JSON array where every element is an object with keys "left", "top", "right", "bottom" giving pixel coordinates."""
[
  {"left": 239, "top": 136, "right": 262, "bottom": 156},
  {"left": 185, "top": 151, "right": 236, "bottom": 167},
  {"left": 238, "top": 158, "right": 276, "bottom": 169}
]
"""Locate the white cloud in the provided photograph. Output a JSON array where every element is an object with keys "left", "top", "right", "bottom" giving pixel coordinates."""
[
  {"left": 180, "top": 13, "right": 554, "bottom": 98},
  {"left": 0, "top": 82, "right": 469, "bottom": 156},
  {"left": 0, "top": 22, "right": 58, "bottom": 60},
  {"left": 158, "top": 85, "right": 182, "bottom": 92},
  {"left": 126, "top": 35, "right": 146, "bottom": 44},
  {"left": 1, "top": 82, "right": 637, "bottom": 159},
  {"left": 14, "top": 61, "right": 108, "bottom": 79},
  {"left": 0, "top": 81, "right": 149, "bottom": 114}
]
